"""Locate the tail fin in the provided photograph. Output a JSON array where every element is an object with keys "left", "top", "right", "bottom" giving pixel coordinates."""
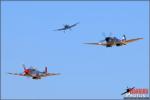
[
  {"left": 122, "top": 34, "right": 126, "bottom": 41},
  {"left": 45, "top": 67, "right": 48, "bottom": 74}
]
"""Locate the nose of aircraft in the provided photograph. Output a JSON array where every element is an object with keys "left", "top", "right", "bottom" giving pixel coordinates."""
[{"left": 24, "top": 69, "right": 30, "bottom": 74}]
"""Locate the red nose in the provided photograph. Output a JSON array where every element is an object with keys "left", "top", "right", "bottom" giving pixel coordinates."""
[{"left": 24, "top": 69, "right": 30, "bottom": 74}]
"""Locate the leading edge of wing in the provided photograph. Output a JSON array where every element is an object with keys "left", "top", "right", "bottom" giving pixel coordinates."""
[
  {"left": 53, "top": 28, "right": 65, "bottom": 31},
  {"left": 84, "top": 42, "right": 107, "bottom": 46},
  {"left": 70, "top": 22, "right": 79, "bottom": 27},
  {"left": 41, "top": 73, "right": 60, "bottom": 77},
  {"left": 8, "top": 72, "right": 25, "bottom": 76},
  {"left": 125, "top": 38, "right": 143, "bottom": 43},
  {"left": 47, "top": 73, "right": 60, "bottom": 76}
]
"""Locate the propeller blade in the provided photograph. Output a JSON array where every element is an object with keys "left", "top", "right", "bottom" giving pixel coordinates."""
[
  {"left": 109, "top": 32, "right": 113, "bottom": 37},
  {"left": 22, "top": 64, "right": 26, "bottom": 70},
  {"left": 100, "top": 39, "right": 105, "bottom": 42},
  {"left": 102, "top": 32, "right": 106, "bottom": 38}
]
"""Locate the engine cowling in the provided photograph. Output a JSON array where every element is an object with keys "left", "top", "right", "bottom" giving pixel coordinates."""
[{"left": 105, "top": 37, "right": 113, "bottom": 42}]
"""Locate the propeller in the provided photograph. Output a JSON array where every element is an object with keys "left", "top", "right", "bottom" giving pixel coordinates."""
[
  {"left": 102, "top": 32, "right": 106, "bottom": 38},
  {"left": 63, "top": 24, "right": 69, "bottom": 27},
  {"left": 99, "top": 32, "right": 106, "bottom": 42},
  {"left": 22, "top": 64, "right": 30, "bottom": 74},
  {"left": 102, "top": 32, "right": 114, "bottom": 38},
  {"left": 99, "top": 39, "right": 105, "bottom": 42},
  {"left": 22, "top": 64, "right": 26, "bottom": 70},
  {"left": 24, "top": 69, "right": 30, "bottom": 74},
  {"left": 100, "top": 32, "right": 115, "bottom": 42},
  {"left": 109, "top": 32, "right": 114, "bottom": 37}
]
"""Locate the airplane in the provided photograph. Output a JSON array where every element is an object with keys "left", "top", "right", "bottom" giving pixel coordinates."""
[
  {"left": 54, "top": 22, "right": 79, "bottom": 32},
  {"left": 84, "top": 33, "right": 143, "bottom": 47},
  {"left": 8, "top": 64, "right": 60, "bottom": 80},
  {"left": 121, "top": 87, "right": 135, "bottom": 95}
]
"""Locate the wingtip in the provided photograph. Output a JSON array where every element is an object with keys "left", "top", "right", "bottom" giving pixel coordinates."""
[
  {"left": 8, "top": 72, "right": 13, "bottom": 74},
  {"left": 84, "top": 43, "right": 94, "bottom": 44},
  {"left": 7, "top": 72, "right": 13, "bottom": 75},
  {"left": 140, "top": 38, "right": 144, "bottom": 40},
  {"left": 84, "top": 42, "right": 100, "bottom": 45},
  {"left": 83, "top": 43, "right": 89, "bottom": 44},
  {"left": 56, "top": 73, "right": 61, "bottom": 75},
  {"left": 53, "top": 29, "right": 57, "bottom": 31},
  {"left": 76, "top": 22, "right": 80, "bottom": 24},
  {"left": 84, "top": 43, "right": 92, "bottom": 45}
]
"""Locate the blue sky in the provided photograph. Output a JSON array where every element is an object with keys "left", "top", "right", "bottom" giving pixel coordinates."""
[{"left": 1, "top": 1, "right": 149, "bottom": 99}]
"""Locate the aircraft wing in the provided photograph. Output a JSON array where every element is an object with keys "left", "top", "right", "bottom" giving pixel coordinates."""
[
  {"left": 70, "top": 22, "right": 79, "bottom": 28},
  {"left": 124, "top": 38, "right": 143, "bottom": 44},
  {"left": 84, "top": 42, "right": 108, "bottom": 46},
  {"left": 40, "top": 73, "right": 60, "bottom": 77},
  {"left": 8, "top": 73, "right": 25, "bottom": 76},
  {"left": 47, "top": 73, "right": 60, "bottom": 76},
  {"left": 54, "top": 28, "right": 66, "bottom": 31}
]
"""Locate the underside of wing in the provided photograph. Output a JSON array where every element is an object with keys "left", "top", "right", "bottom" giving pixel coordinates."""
[
  {"left": 8, "top": 73, "right": 25, "bottom": 76},
  {"left": 41, "top": 73, "right": 60, "bottom": 77},
  {"left": 54, "top": 28, "right": 65, "bottom": 31},
  {"left": 84, "top": 42, "right": 107, "bottom": 46},
  {"left": 47, "top": 73, "right": 60, "bottom": 76},
  {"left": 70, "top": 23, "right": 79, "bottom": 28},
  {"left": 125, "top": 38, "right": 143, "bottom": 43}
]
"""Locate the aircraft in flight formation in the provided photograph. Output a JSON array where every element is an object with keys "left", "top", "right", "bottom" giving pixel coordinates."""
[
  {"left": 85, "top": 33, "right": 143, "bottom": 47},
  {"left": 8, "top": 24, "right": 143, "bottom": 80},
  {"left": 121, "top": 87, "right": 135, "bottom": 95},
  {"left": 8, "top": 64, "right": 60, "bottom": 80},
  {"left": 54, "top": 22, "right": 79, "bottom": 32}
]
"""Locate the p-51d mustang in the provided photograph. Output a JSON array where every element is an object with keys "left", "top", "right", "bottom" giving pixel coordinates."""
[
  {"left": 85, "top": 34, "right": 143, "bottom": 47},
  {"left": 54, "top": 22, "right": 79, "bottom": 32},
  {"left": 8, "top": 64, "right": 60, "bottom": 80}
]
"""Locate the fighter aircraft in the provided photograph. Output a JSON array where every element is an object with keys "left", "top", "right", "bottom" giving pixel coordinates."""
[
  {"left": 54, "top": 22, "right": 79, "bottom": 32},
  {"left": 121, "top": 87, "right": 135, "bottom": 95},
  {"left": 8, "top": 64, "right": 60, "bottom": 79},
  {"left": 85, "top": 33, "right": 143, "bottom": 47}
]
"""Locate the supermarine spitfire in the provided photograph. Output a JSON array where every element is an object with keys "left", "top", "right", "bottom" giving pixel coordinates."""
[
  {"left": 54, "top": 22, "right": 79, "bottom": 32},
  {"left": 8, "top": 64, "right": 60, "bottom": 80},
  {"left": 85, "top": 33, "right": 143, "bottom": 47}
]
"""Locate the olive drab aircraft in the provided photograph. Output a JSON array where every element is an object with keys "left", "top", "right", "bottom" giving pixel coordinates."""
[
  {"left": 54, "top": 22, "right": 79, "bottom": 32},
  {"left": 85, "top": 33, "right": 143, "bottom": 47},
  {"left": 8, "top": 64, "right": 60, "bottom": 80}
]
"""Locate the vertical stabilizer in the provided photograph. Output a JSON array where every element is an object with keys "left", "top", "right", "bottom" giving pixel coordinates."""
[
  {"left": 122, "top": 34, "right": 126, "bottom": 41},
  {"left": 45, "top": 67, "right": 48, "bottom": 74}
]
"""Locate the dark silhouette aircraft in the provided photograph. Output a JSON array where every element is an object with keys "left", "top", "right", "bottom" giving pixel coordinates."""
[
  {"left": 121, "top": 87, "right": 135, "bottom": 95},
  {"left": 54, "top": 22, "right": 79, "bottom": 32}
]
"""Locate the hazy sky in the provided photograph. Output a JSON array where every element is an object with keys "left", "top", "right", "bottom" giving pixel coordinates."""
[{"left": 1, "top": 1, "right": 149, "bottom": 99}]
